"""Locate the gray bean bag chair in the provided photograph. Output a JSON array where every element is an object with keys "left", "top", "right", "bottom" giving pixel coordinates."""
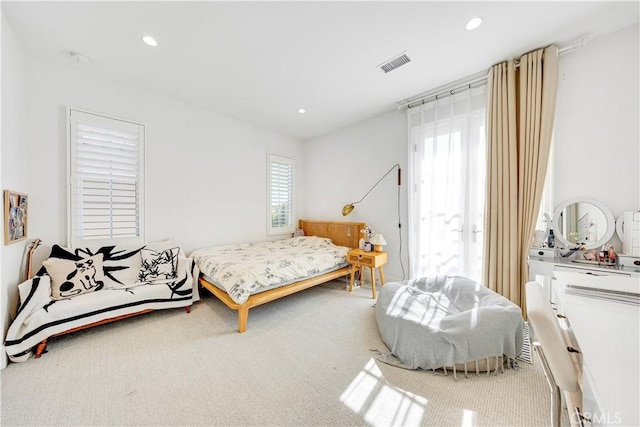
[{"left": 375, "top": 275, "right": 523, "bottom": 372}]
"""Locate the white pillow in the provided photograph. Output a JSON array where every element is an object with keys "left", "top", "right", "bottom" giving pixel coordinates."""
[
  {"left": 43, "top": 254, "right": 106, "bottom": 300},
  {"left": 138, "top": 247, "right": 180, "bottom": 284},
  {"left": 144, "top": 238, "right": 186, "bottom": 257},
  {"left": 45, "top": 244, "right": 143, "bottom": 289}
]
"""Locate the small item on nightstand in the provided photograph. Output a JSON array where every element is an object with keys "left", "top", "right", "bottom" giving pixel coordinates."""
[
  {"left": 359, "top": 237, "right": 365, "bottom": 250},
  {"left": 363, "top": 242, "right": 373, "bottom": 252}
]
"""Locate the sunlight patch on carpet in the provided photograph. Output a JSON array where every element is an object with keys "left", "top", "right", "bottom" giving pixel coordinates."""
[
  {"left": 340, "top": 358, "right": 428, "bottom": 426},
  {"left": 462, "top": 409, "right": 477, "bottom": 426}
]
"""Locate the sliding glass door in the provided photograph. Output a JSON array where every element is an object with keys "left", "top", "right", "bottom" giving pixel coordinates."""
[{"left": 407, "top": 85, "right": 486, "bottom": 282}]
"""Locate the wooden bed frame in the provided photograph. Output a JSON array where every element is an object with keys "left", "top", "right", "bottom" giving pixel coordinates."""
[{"left": 198, "top": 220, "right": 366, "bottom": 333}]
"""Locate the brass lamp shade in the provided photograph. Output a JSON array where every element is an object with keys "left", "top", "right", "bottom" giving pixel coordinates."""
[{"left": 342, "top": 204, "right": 355, "bottom": 216}]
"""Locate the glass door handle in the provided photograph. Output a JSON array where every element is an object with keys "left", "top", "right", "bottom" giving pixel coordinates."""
[{"left": 472, "top": 225, "right": 483, "bottom": 243}]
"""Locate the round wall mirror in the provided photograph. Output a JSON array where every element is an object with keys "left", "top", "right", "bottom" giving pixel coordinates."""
[{"left": 552, "top": 198, "right": 615, "bottom": 250}]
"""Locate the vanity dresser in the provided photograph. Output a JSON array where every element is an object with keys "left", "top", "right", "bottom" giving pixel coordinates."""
[{"left": 528, "top": 198, "right": 640, "bottom": 427}]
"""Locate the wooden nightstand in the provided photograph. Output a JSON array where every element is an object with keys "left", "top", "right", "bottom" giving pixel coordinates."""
[{"left": 346, "top": 249, "right": 387, "bottom": 299}]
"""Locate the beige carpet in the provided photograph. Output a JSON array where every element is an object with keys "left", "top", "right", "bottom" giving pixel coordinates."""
[{"left": 1, "top": 279, "right": 552, "bottom": 426}]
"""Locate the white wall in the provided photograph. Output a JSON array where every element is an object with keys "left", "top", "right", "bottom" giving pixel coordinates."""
[
  {"left": 302, "top": 110, "right": 409, "bottom": 282},
  {"left": 1, "top": 14, "right": 29, "bottom": 369},
  {"left": 554, "top": 24, "right": 639, "bottom": 250},
  {"left": 25, "top": 57, "right": 304, "bottom": 253}
]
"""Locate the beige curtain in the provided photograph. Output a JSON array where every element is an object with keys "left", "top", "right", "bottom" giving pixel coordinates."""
[{"left": 482, "top": 46, "right": 559, "bottom": 315}]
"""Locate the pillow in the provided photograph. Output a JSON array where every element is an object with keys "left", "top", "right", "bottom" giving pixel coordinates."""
[
  {"left": 138, "top": 247, "right": 180, "bottom": 284},
  {"left": 42, "top": 244, "right": 143, "bottom": 288},
  {"left": 43, "top": 254, "right": 106, "bottom": 300}
]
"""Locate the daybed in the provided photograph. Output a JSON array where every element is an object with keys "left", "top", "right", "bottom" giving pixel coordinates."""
[
  {"left": 375, "top": 275, "right": 524, "bottom": 375},
  {"left": 191, "top": 220, "right": 365, "bottom": 333},
  {"left": 4, "top": 240, "right": 200, "bottom": 362}
]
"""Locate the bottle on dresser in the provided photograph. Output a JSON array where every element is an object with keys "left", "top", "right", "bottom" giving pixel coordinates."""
[{"left": 545, "top": 229, "right": 555, "bottom": 248}]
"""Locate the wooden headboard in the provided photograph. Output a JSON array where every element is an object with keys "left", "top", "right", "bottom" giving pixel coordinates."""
[{"left": 298, "top": 220, "right": 366, "bottom": 249}]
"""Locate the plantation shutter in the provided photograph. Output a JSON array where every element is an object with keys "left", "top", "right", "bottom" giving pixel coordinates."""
[
  {"left": 268, "top": 153, "right": 295, "bottom": 235},
  {"left": 68, "top": 109, "right": 145, "bottom": 247}
]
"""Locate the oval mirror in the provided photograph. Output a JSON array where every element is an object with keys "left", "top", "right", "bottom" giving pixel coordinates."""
[{"left": 552, "top": 198, "right": 615, "bottom": 250}]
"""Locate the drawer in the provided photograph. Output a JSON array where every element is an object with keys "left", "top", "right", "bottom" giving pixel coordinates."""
[
  {"left": 554, "top": 265, "right": 631, "bottom": 277},
  {"left": 618, "top": 255, "right": 640, "bottom": 268},
  {"left": 347, "top": 253, "right": 374, "bottom": 267},
  {"left": 529, "top": 247, "right": 555, "bottom": 259}
]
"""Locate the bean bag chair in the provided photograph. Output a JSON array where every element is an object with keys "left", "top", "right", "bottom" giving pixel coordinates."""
[{"left": 375, "top": 275, "right": 524, "bottom": 373}]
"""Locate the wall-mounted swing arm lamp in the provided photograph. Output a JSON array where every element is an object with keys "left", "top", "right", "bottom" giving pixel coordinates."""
[{"left": 341, "top": 164, "right": 401, "bottom": 216}]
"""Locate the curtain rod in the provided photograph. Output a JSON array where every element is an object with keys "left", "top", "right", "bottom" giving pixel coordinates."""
[
  {"left": 513, "top": 38, "right": 585, "bottom": 68},
  {"left": 396, "top": 71, "right": 488, "bottom": 110},
  {"left": 397, "top": 38, "right": 585, "bottom": 111},
  {"left": 558, "top": 38, "right": 586, "bottom": 55}
]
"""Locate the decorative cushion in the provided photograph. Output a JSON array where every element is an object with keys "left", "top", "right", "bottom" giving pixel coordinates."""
[
  {"left": 138, "top": 247, "right": 180, "bottom": 284},
  {"left": 42, "top": 244, "right": 143, "bottom": 289},
  {"left": 143, "top": 238, "right": 183, "bottom": 255},
  {"left": 43, "top": 254, "right": 106, "bottom": 300}
]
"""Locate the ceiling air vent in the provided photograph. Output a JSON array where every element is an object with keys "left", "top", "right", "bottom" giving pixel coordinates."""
[{"left": 377, "top": 52, "right": 411, "bottom": 73}]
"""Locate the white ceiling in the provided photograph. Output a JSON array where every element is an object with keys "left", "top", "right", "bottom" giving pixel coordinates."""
[{"left": 3, "top": 1, "right": 639, "bottom": 141}]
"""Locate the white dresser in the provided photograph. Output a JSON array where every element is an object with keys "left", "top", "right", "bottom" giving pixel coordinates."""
[
  {"left": 529, "top": 249, "right": 640, "bottom": 301},
  {"left": 527, "top": 254, "right": 640, "bottom": 426}
]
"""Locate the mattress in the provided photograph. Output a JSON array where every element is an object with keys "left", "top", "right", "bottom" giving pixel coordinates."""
[{"left": 191, "top": 236, "right": 349, "bottom": 304}]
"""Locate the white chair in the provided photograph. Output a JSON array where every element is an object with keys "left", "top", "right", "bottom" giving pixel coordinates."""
[{"left": 525, "top": 281, "right": 585, "bottom": 427}]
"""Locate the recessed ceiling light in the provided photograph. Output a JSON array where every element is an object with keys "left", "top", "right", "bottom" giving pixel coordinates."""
[
  {"left": 142, "top": 35, "right": 158, "bottom": 47},
  {"left": 298, "top": 109, "right": 306, "bottom": 114},
  {"left": 465, "top": 17, "right": 482, "bottom": 31}
]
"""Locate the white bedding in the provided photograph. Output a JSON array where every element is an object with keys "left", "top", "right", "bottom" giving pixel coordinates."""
[{"left": 190, "top": 236, "right": 349, "bottom": 304}]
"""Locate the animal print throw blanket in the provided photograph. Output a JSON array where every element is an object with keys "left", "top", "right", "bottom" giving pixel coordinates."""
[{"left": 4, "top": 242, "right": 199, "bottom": 362}]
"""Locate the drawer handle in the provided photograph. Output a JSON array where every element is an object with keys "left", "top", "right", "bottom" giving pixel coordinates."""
[
  {"left": 634, "top": 260, "right": 640, "bottom": 266},
  {"left": 538, "top": 251, "right": 544, "bottom": 256}
]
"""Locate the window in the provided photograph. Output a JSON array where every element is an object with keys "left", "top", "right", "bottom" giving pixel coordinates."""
[
  {"left": 268, "top": 153, "right": 295, "bottom": 235},
  {"left": 407, "top": 85, "right": 487, "bottom": 282},
  {"left": 68, "top": 109, "right": 145, "bottom": 247}
]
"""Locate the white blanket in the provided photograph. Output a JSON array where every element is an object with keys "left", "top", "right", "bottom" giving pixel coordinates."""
[
  {"left": 190, "top": 236, "right": 349, "bottom": 304},
  {"left": 5, "top": 257, "right": 198, "bottom": 362}
]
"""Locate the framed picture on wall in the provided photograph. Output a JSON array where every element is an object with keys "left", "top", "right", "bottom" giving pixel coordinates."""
[{"left": 4, "top": 190, "right": 28, "bottom": 245}]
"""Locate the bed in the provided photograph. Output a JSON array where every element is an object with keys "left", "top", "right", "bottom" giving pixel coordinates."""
[{"left": 192, "top": 220, "right": 365, "bottom": 332}]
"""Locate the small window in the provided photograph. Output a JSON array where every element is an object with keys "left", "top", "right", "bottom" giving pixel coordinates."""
[
  {"left": 68, "top": 109, "right": 145, "bottom": 247},
  {"left": 268, "top": 153, "right": 295, "bottom": 235}
]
